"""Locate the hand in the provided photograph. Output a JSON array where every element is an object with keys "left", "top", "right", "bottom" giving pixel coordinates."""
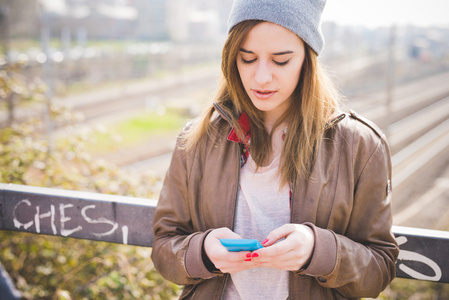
[
  {"left": 204, "top": 228, "right": 255, "bottom": 274},
  {"left": 247, "top": 224, "right": 315, "bottom": 271}
]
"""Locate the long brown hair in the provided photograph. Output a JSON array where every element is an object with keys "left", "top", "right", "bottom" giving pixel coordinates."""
[{"left": 182, "top": 20, "right": 341, "bottom": 185}]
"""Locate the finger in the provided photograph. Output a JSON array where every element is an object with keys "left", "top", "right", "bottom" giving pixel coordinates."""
[
  {"left": 208, "top": 244, "right": 251, "bottom": 264},
  {"left": 215, "top": 254, "right": 258, "bottom": 273},
  {"left": 226, "top": 251, "right": 253, "bottom": 262},
  {"left": 254, "top": 238, "right": 293, "bottom": 259},
  {"left": 209, "top": 227, "right": 242, "bottom": 240},
  {"left": 263, "top": 224, "right": 296, "bottom": 246},
  {"left": 254, "top": 231, "right": 314, "bottom": 270},
  {"left": 250, "top": 247, "right": 307, "bottom": 271},
  {"left": 256, "top": 247, "right": 306, "bottom": 267},
  {"left": 204, "top": 228, "right": 245, "bottom": 267}
]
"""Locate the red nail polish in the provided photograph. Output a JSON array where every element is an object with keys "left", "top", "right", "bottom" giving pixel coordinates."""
[
  {"left": 246, "top": 253, "right": 251, "bottom": 258},
  {"left": 262, "top": 239, "right": 269, "bottom": 245},
  {"left": 251, "top": 253, "right": 259, "bottom": 258},
  {"left": 244, "top": 258, "right": 251, "bottom": 262}
]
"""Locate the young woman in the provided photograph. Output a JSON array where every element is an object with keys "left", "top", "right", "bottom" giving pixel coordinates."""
[{"left": 151, "top": 0, "right": 399, "bottom": 299}]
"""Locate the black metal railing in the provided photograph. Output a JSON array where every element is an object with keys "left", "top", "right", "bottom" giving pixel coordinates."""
[{"left": 1, "top": 183, "right": 448, "bottom": 283}]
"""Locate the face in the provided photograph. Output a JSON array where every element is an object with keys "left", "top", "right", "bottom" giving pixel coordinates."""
[{"left": 236, "top": 22, "right": 305, "bottom": 124}]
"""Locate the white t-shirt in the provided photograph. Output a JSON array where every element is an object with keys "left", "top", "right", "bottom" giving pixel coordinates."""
[{"left": 223, "top": 154, "right": 290, "bottom": 300}]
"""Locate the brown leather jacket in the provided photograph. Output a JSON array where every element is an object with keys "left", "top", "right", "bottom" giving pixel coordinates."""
[{"left": 151, "top": 103, "right": 399, "bottom": 300}]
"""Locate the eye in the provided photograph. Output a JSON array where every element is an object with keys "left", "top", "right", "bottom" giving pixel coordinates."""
[
  {"left": 240, "top": 57, "right": 257, "bottom": 65},
  {"left": 273, "top": 59, "right": 290, "bottom": 66}
]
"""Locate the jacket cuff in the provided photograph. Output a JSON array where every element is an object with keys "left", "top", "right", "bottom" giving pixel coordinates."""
[
  {"left": 185, "top": 229, "right": 218, "bottom": 279},
  {"left": 299, "top": 223, "right": 337, "bottom": 276}
]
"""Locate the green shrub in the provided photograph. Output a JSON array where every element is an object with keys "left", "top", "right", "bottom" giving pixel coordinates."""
[{"left": 0, "top": 59, "right": 179, "bottom": 299}]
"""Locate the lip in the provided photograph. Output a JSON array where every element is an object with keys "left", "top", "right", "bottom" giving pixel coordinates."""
[{"left": 252, "top": 89, "right": 277, "bottom": 100}]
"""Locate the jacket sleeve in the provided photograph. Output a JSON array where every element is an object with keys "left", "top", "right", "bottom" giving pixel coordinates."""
[
  {"left": 151, "top": 135, "right": 220, "bottom": 285},
  {"left": 300, "top": 122, "right": 399, "bottom": 298}
]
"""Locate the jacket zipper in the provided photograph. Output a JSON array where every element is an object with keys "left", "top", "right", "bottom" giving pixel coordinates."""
[
  {"left": 286, "top": 113, "right": 344, "bottom": 299},
  {"left": 216, "top": 102, "right": 241, "bottom": 300},
  {"left": 288, "top": 176, "right": 297, "bottom": 300},
  {"left": 218, "top": 144, "right": 242, "bottom": 300}
]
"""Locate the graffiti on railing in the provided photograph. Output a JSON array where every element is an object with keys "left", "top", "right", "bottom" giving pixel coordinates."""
[
  {"left": 12, "top": 199, "right": 130, "bottom": 244},
  {"left": 396, "top": 236, "right": 442, "bottom": 282}
]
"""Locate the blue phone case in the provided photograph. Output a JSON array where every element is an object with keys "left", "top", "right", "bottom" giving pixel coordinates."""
[{"left": 220, "top": 239, "right": 263, "bottom": 252}]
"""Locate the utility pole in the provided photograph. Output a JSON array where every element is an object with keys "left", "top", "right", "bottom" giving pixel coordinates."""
[
  {"left": 385, "top": 24, "right": 396, "bottom": 139},
  {"left": 0, "top": 3, "right": 15, "bottom": 126},
  {"left": 0, "top": 3, "right": 10, "bottom": 58},
  {"left": 39, "top": 2, "right": 54, "bottom": 150}
]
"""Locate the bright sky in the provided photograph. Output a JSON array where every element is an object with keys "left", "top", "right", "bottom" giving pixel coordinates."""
[{"left": 322, "top": 0, "right": 449, "bottom": 28}]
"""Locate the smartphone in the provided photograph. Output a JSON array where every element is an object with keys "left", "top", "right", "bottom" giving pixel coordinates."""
[{"left": 220, "top": 239, "right": 263, "bottom": 252}]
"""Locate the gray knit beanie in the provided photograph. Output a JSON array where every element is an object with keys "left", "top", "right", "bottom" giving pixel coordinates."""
[{"left": 227, "top": 0, "right": 326, "bottom": 55}]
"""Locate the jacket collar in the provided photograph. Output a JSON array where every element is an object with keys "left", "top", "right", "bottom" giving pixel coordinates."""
[
  {"left": 213, "top": 102, "right": 347, "bottom": 145},
  {"left": 212, "top": 102, "right": 252, "bottom": 145},
  {"left": 227, "top": 112, "right": 251, "bottom": 145}
]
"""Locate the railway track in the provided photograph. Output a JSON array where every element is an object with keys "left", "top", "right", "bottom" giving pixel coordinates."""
[
  {"left": 345, "top": 72, "right": 449, "bottom": 216},
  {"left": 0, "top": 67, "right": 220, "bottom": 127},
  {"left": 66, "top": 68, "right": 220, "bottom": 122},
  {"left": 347, "top": 71, "right": 449, "bottom": 132}
]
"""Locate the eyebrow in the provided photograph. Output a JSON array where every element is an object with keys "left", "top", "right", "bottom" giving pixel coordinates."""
[{"left": 239, "top": 48, "right": 294, "bottom": 55}]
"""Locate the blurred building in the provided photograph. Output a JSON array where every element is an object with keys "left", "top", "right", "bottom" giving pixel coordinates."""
[
  {"left": 165, "top": 0, "right": 232, "bottom": 43},
  {"left": 135, "top": 0, "right": 168, "bottom": 41},
  {"left": 2, "top": 0, "right": 448, "bottom": 67},
  {"left": 1, "top": 0, "right": 235, "bottom": 43}
]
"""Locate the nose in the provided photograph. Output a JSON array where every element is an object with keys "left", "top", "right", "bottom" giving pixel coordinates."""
[{"left": 255, "top": 60, "right": 272, "bottom": 86}]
